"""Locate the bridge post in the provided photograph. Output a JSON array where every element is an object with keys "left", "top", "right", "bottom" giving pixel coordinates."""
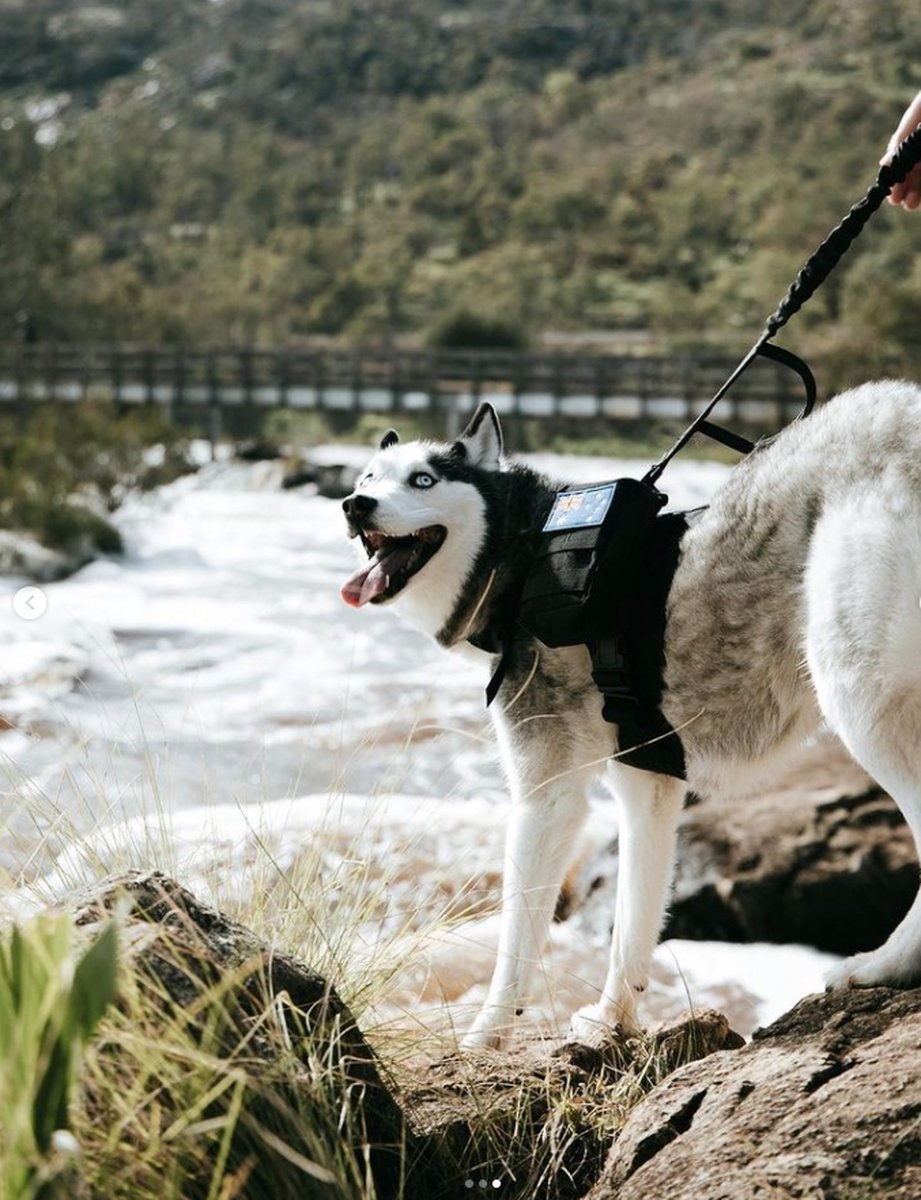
[
  {"left": 679, "top": 354, "right": 690, "bottom": 420},
  {"left": 164, "top": 347, "right": 180, "bottom": 424},
  {"left": 207, "top": 349, "right": 222, "bottom": 459},
  {"left": 111, "top": 345, "right": 122, "bottom": 409},
  {"left": 277, "top": 347, "right": 289, "bottom": 409},
  {"left": 595, "top": 356, "right": 607, "bottom": 416},
  {"left": 444, "top": 398, "right": 461, "bottom": 440},
  {"left": 239, "top": 347, "right": 259, "bottom": 437},
  {"left": 390, "top": 349, "right": 402, "bottom": 416},
  {"left": 351, "top": 348, "right": 363, "bottom": 413},
  {"left": 500, "top": 352, "right": 524, "bottom": 453},
  {"left": 45, "top": 343, "right": 58, "bottom": 403},
  {"left": 143, "top": 348, "right": 155, "bottom": 405},
  {"left": 15, "top": 343, "right": 27, "bottom": 432}
]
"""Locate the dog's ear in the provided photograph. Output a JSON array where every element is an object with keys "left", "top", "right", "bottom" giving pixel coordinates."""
[
  {"left": 455, "top": 402, "right": 503, "bottom": 470},
  {"left": 379, "top": 429, "right": 399, "bottom": 450}
]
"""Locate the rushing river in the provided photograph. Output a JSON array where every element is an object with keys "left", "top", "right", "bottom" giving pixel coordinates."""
[{"left": 0, "top": 446, "right": 837, "bottom": 1039}]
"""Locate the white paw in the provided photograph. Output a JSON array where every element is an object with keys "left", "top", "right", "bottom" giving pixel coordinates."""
[
  {"left": 460, "top": 1006, "right": 516, "bottom": 1052},
  {"left": 569, "top": 1001, "right": 639, "bottom": 1045},
  {"left": 460, "top": 1026, "right": 507, "bottom": 1053},
  {"left": 825, "top": 945, "right": 920, "bottom": 991}
]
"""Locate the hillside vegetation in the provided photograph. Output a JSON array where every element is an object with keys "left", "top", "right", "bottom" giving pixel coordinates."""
[{"left": 3, "top": 0, "right": 921, "bottom": 382}]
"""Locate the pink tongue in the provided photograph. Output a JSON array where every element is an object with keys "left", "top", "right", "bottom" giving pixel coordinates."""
[
  {"left": 340, "top": 558, "right": 388, "bottom": 608},
  {"left": 340, "top": 544, "right": 414, "bottom": 608}
]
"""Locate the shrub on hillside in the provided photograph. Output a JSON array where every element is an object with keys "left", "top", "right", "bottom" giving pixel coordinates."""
[{"left": 428, "top": 308, "right": 529, "bottom": 350}]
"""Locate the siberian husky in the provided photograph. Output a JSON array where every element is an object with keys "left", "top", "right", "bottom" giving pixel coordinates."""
[{"left": 341, "top": 383, "right": 921, "bottom": 1050}]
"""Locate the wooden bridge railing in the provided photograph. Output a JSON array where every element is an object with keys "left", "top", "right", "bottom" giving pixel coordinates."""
[{"left": 0, "top": 343, "right": 811, "bottom": 435}]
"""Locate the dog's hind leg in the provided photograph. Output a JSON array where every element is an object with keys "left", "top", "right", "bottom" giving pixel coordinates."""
[
  {"left": 805, "top": 496, "right": 921, "bottom": 989},
  {"left": 461, "top": 766, "right": 589, "bottom": 1052},
  {"left": 570, "top": 764, "right": 685, "bottom": 1040}
]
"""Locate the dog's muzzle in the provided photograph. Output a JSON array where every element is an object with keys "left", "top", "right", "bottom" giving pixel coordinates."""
[
  {"left": 340, "top": 501, "right": 447, "bottom": 608},
  {"left": 342, "top": 493, "right": 377, "bottom": 532}
]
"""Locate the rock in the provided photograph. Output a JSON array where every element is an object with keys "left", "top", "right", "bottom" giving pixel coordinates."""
[
  {"left": 281, "top": 461, "right": 358, "bottom": 498},
  {"left": 55, "top": 873, "right": 921, "bottom": 1200},
  {"left": 647, "top": 1007, "right": 745, "bottom": 1073},
  {"left": 589, "top": 985, "right": 921, "bottom": 1200},
  {"left": 666, "top": 736, "right": 917, "bottom": 954},
  {"left": 402, "top": 1009, "right": 742, "bottom": 1200},
  {"left": 281, "top": 463, "right": 319, "bottom": 489},
  {"left": 0, "top": 530, "right": 79, "bottom": 581},
  {"left": 70, "top": 871, "right": 446, "bottom": 1200},
  {"left": 571, "top": 735, "right": 918, "bottom": 957},
  {"left": 313, "top": 462, "right": 359, "bottom": 498},
  {"left": 235, "top": 438, "right": 282, "bottom": 462}
]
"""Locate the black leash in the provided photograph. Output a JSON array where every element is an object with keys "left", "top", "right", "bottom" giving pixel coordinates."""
[
  {"left": 644, "top": 120, "right": 921, "bottom": 487},
  {"left": 481, "top": 121, "right": 921, "bottom": 726}
]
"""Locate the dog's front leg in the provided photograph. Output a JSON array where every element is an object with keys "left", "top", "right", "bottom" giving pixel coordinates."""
[
  {"left": 571, "top": 765, "right": 685, "bottom": 1041},
  {"left": 462, "top": 785, "right": 588, "bottom": 1052}
]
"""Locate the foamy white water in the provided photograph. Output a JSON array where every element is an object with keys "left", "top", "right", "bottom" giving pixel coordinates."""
[
  {"left": 0, "top": 449, "right": 725, "bottom": 860},
  {"left": 0, "top": 446, "right": 836, "bottom": 1037}
]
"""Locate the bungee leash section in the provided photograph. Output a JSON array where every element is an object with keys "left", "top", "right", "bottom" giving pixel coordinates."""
[{"left": 488, "top": 121, "right": 921, "bottom": 779}]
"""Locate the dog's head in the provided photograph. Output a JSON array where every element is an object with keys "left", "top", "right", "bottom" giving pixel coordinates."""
[{"left": 340, "top": 402, "right": 503, "bottom": 638}]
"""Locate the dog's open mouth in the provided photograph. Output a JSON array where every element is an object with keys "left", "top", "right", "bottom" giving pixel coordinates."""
[{"left": 341, "top": 525, "right": 447, "bottom": 608}]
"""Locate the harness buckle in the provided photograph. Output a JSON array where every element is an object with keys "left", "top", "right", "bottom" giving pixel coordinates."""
[{"left": 590, "top": 638, "right": 639, "bottom": 714}]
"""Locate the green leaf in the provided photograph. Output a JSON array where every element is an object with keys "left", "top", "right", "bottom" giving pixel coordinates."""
[{"left": 70, "top": 922, "right": 119, "bottom": 1039}]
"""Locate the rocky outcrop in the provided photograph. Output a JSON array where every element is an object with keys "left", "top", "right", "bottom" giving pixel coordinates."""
[
  {"left": 235, "top": 438, "right": 282, "bottom": 462},
  {"left": 570, "top": 735, "right": 918, "bottom": 957},
  {"left": 405, "top": 1011, "right": 743, "bottom": 1200},
  {"left": 589, "top": 984, "right": 921, "bottom": 1200},
  {"left": 666, "top": 737, "right": 918, "bottom": 954},
  {"left": 0, "top": 530, "right": 91, "bottom": 582},
  {"left": 61, "top": 873, "right": 921, "bottom": 1200},
  {"left": 281, "top": 460, "right": 358, "bottom": 498},
  {"left": 72, "top": 871, "right": 447, "bottom": 1200}
]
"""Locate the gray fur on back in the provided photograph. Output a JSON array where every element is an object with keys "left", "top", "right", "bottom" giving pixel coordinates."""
[{"left": 664, "top": 378, "right": 921, "bottom": 792}]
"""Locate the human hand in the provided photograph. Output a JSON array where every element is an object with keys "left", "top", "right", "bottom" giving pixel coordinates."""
[{"left": 882, "top": 90, "right": 921, "bottom": 210}]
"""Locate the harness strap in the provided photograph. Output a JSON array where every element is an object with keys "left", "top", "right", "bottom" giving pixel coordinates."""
[
  {"left": 694, "top": 420, "right": 754, "bottom": 456},
  {"left": 755, "top": 339, "right": 817, "bottom": 416},
  {"left": 467, "top": 622, "right": 511, "bottom": 706},
  {"left": 483, "top": 640, "right": 510, "bottom": 706},
  {"left": 590, "top": 636, "right": 686, "bottom": 779},
  {"left": 691, "top": 341, "right": 817, "bottom": 457},
  {"left": 590, "top": 508, "right": 690, "bottom": 778}
]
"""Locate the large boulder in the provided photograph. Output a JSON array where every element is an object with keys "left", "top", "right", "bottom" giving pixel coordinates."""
[
  {"left": 71, "top": 871, "right": 446, "bottom": 1200},
  {"left": 0, "top": 530, "right": 85, "bottom": 581},
  {"left": 666, "top": 736, "right": 918, "bottom": 953},
  {"left": 589, "top": 984, "right": 921, "bottom": 1200}
]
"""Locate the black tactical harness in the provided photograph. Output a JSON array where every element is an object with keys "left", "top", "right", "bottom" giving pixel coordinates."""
[
  {"left": 470, "top": 477, "right": 697, "bottom": 778},
  {"left": 517, "top": 478, "right": 696, "bottom": 778},
  {"left": 470, "top": 121, "right": 921, "bottom": 780}
]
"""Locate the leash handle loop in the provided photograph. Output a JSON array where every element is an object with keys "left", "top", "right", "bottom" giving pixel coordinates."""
[{"left": 755, "top": 341, "right": 817, "bottom": 417}]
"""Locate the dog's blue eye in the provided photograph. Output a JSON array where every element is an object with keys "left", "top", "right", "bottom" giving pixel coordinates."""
[{"left": 410, "top": 472, "right": 436, "bottom": 489}]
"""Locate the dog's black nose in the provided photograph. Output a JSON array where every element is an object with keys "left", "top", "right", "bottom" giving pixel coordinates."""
[{"left": 342, "top": 493, "right": 378, "bottom": 521}]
